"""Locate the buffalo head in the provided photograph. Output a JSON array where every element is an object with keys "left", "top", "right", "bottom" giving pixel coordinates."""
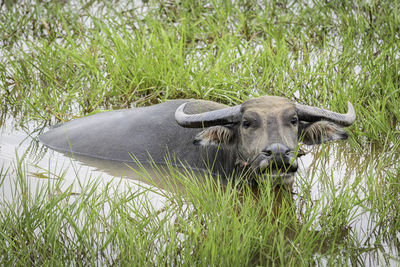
[{"left": 175, "top": 96, "right": 356, "bottom": 186}]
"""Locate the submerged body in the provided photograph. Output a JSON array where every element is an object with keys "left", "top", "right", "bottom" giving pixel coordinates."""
[
  {"left": 39, "top": 100, "right": 235, "bottom": 175},
  {"left": 39, "top": 96, "right": 356, "bottom": 185}
]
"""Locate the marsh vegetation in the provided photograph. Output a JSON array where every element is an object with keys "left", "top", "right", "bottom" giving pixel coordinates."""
[{"left": 1, "top": 0, "right": 399, "bottom": 265}]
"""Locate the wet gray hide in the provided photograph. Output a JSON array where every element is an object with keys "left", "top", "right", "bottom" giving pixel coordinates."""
[{"left": 39, "top": 99, "right": 231, "bottom": 173}]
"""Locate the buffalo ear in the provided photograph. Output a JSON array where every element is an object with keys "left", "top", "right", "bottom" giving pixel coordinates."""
[
  {"left": 193, "top": 126, "right": 235, "bottom": 146},
  {"left": 299, "top": 121, "right": 349, "bottom": 145}
]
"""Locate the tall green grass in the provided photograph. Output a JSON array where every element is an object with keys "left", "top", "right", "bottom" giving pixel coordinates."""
[{"left": 2, "top": 154, "right": 385, "bottom": 265}]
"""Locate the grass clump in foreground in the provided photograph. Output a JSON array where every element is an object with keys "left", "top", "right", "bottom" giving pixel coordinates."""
[{"left": 1, "top": 156, "right": 375, "bottom": 266}]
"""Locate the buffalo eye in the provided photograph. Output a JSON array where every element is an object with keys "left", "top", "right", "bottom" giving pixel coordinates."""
[
  {"left": 290, "top": 117, "right": 298, "bottom": 126},
  {"left": 242, "top": 120, "right": 251, "bottom": 129}
]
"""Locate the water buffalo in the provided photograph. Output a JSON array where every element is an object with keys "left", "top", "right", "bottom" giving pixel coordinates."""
[{"left": 39, "top": 96, "right": 356, "bottom": 186}]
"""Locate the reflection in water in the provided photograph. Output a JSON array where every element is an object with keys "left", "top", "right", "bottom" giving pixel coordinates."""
[
  {"left": 67, "top": 152, "right": 210, "bottom": 195},
  {"left": 295, "top": 144, "right": 400, "bottom": 265},
  {"left": 1, "top": 114, "right": 399, "bottom": 265}
]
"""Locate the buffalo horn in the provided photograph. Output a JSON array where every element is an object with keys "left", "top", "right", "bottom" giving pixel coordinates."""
[
  {"left": 175, "top": 103, "right": 242, "bottom": 128},
  {"left": 296, "top": 101, "right": 356, "bottom": 126}
]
